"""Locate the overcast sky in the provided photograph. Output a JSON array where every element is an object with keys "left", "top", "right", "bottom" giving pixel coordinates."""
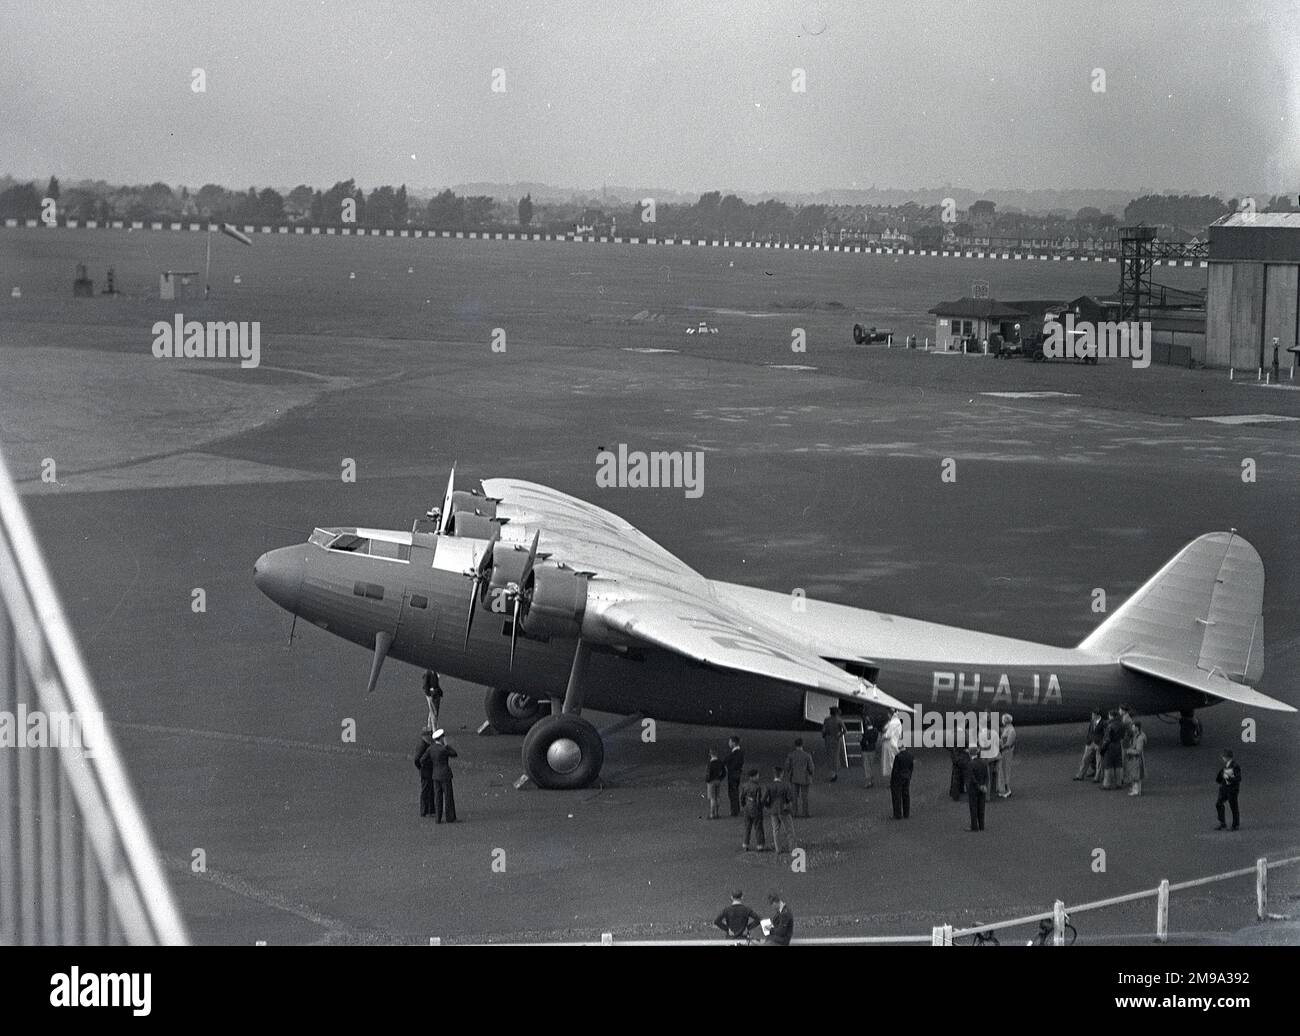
[{"left": 1, "top": 0, "right": 1296, "bottom": 196}]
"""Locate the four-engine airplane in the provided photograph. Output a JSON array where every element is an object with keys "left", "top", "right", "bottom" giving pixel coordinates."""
[{"left": 254, "top": 472, "right": 1294, "bottom": 789}]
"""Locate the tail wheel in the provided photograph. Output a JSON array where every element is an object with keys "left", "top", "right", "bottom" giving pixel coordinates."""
[
  {"left": 522, "top": 713, "right": 604, "bottom": 789},
  {"left": 485, "top": 687, "right": 547, "bottom": 735},
  {"left": 852, "top": 323, "right": 865, "bottom": 344},
  {"left": 1179, "top": 715, "right": 1202, "bottom": 747}
]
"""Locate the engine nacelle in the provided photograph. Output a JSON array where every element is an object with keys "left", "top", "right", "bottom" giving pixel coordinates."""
[
  {"left": 521, "top": 566, "right": 588, "bottom": 639},
  {"left": 448, "top": 510, "right": 499, "bottom": 540}
]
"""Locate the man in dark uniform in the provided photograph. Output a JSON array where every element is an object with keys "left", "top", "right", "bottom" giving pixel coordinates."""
[
  {"left": 949, "top": 745, "right": 971, "bottom": 801},
  {"left": 423, "top": 728, "right": 459, "bottom": 823},
  {"left": 414, "top": 727, "right": 436, "bottom": 816},
  {"left": 784, "top": 737, "right": 815, "bottom": 817},
  {"left": 890, "top": 745, "right": 915, "bottom": 819},
  {"left": 724, "top": 736, "right": 745, "bottom": 818},
  {"left": 968, "top": 750, "right": 989, "bottom": 831},
  {"left": 1215, "top": 749, "right": 1242, "bottom": 830},
  {"left": 821, "top": 707, "right": 847, "bottom": 781},
  {"left": 713, "top": 890, "right": 761, "bottom": 940}
]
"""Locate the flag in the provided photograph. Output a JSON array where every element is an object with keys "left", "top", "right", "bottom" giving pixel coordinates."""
[{"left": 219, "top": 223, "right": 253, "bottom": 246}]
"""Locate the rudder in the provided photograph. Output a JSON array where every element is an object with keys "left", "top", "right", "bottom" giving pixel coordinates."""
[{"left": 1079, "top": 532, "right": 1264, "bottom": 685}]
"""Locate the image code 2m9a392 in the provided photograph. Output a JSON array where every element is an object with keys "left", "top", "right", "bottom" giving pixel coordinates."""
[{"left": 253, "top": 470, "right": 1294, "bottom": 790}]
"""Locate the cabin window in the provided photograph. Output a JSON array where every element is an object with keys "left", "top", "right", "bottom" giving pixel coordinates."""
[
  {"left": 352, "top": 581, "right": 384, "bottom": 600},
  {"left": 409, "top": 594, "right": 428, "bottom": 610},
  {"left": 370, "top": 539, "right": 410, "bottom": 562}
]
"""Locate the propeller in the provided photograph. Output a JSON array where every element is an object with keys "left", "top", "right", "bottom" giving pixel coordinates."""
[
  {"left": 462, "top": 540, "right": 495, "bottom": 647},
  {"left": 466, "top": 531, "right": 539, "bottom": 667}
]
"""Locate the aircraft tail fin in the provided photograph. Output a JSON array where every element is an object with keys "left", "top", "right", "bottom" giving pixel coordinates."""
[{"left": 1079, "top": 532, "right": 1265, "bottom": 686}]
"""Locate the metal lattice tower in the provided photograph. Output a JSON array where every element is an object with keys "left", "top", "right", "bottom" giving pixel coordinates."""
[{"left": 1119, "top": 225, "right": 1157, "bottom": 322}]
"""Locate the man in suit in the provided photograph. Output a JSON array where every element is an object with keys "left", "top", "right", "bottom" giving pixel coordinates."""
[
  {"left": 821, "top": 707, "right": 847, "bottom": 782},
  {"left": 422, "top": 728, "right": 459, "bottom": 823},
  {"left": 784, "top": 738, "right": 815, "bottom": 818},
  {"left": 414, "top": 727, "right": 436, "bottom": 817},
  {"left": 724, "top": 736, "right": 745, "bottom": 818},
  {"left": 764, "top": 891, "right": 795, "bottom": 946},
  {"left": 422, "top": 670, "right": 444, "bottom": 729},
  {"left": 1073, "top": 709, "right": 1104, "bottom": 781},
  {"left": 1215, "top": 750, "right": 1242, "bottom": 830},
  {"left": 890, "top": 746, "right": 915, "bottom": 819},
  {"left": 765, "top": 765, "right": 796, "bottom": 854},
  {"left": 968, "top": 749, "right": 989, "bottom": 831},
  {"left": 949, "top": 745, "right": 971, "bottom": 801}
]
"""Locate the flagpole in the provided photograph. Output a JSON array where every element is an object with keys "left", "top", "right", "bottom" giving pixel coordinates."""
[{"left": 204, "top": 228, "right": 212, "bottom": 299}]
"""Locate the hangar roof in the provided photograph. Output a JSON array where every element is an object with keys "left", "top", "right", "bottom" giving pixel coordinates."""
[
  {"left": 927, "top": 297, "right": 1028, "bottom": 319},
  {"left": 1209, "top": 211, "right": 1300, "bottom": 263}
]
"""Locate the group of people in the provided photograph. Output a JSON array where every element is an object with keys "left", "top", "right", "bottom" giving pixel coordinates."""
[
  {"left": 707, "top": 736, "right": 811, "bottom": 854},
  {"left": 713, "top": 889, "right": 794, "bottom": 944},
  {"left": 413, "top": 671, "right": 459, "bottom": 822},
  {"left": 1073, "top": 705, "right": 1146, "bottom": 795},
  {"left": 941, "top": 715, "right": 1017, "bottom": 832}
]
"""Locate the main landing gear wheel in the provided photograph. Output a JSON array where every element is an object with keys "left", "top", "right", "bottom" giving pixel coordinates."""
[
  {"left": 522, "top": 713, "right": 604, "bottom": 789},
  {"left": 1179, "top": 713, "right": 1202, "bottom": 747},
  {"left": 485, "top": 687, "right": 547, "bottom": 736}
]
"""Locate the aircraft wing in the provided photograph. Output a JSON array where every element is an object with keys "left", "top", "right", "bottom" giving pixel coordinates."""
[
  {"left": 481, "top": 478, "right": 710, "bottom": 594},
  {"left": 598, "top": 596, "right": 909, "bottom": 710},
  {"left": 1120, "top": 654, "right": 1296, "bottom": 713},
  {"left": 482, "top": 478, "right": 907, "bottom": 709}
]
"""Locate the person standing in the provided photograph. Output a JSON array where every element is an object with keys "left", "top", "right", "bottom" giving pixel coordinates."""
[
  {"left": 1126, "top": 722, "right": 1147, "bottom": 797},
  {"left": 765, "top": 766, "right": 796, "bottom": 854},
  {"left": 422, "top": 670, "right": 444, "bottom": 730},
  {"left": 983, "top": 718, "right": 1001, "bottom": 799},
  {"left": 860, "top": 717, "right": 880, "bottom": 788},
  {"left": 414, "top": 727, "right": 436, "bottom": 817},
  {"left": 784, "top": 738, "right": 814, "bottom": 818},
  {"left": 724, "top": 736, "right": 745, "bottom": 818},
  {"left": 948, "top": 745, "right": 971, "bottom": 802},
  {"left": 880, "top": 710, "right": 903, "bottom": 780},
  {"left": 821, "top": 707, "right": 847, "bottom": 782},
  {"left": 1100, "top": 709, "right": 1124, "bottom": 790},
  {"left": 967, "top": 751, "right": 989, "bottom": 831},
  {"left": 1215, "top": 750, "right": 1242, "bottom": 830},
  {"left": 890, "top": 746, "right": 914, "bottom": 819},
  {"left": 714, "top": 890, "right": 761, "bottom": 940},
  {"left": 705, "top": 748, "right": 726, "bottom": 819},
  {"left": 1074, "top": 710, "right": 1104, "bottom": 781},
  {"left": 996, "top": 714, "right": 1016, "bottom": 798},
  {"left": 423, "top": 728, "right": 458, "bottom": 823},
  {"left": 764, "top": 891, "right": 794, "bottom": 946},
  {"left": 740, "top": 768, "right": 767, "bottom": 851}
]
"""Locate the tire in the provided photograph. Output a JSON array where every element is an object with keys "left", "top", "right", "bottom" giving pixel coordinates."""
[
  {"left": 1063, "top": 922, "right": 1077, "bottom": 946},
  {"left": 853, "top": 323, "right": 865, "bottom": 345},
  {"left": 522, "top": 713, "right": 604, "bottom": 789},
  {"left": 1179, "top": 716, "right": 1202, "bottom": 747},
  {"left": 485, "top": 687, "right": 547, "bottom": 736}
]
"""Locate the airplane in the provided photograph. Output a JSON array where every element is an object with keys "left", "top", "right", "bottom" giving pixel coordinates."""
[{"left": 253, "top": 471, "right": 1294, "bottom": 789}]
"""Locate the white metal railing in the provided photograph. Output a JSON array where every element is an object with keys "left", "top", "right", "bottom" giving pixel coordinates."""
[
  {"left": 0, "top": 444, "right": 187, "bottom": 945},
  {"left": 482, "top": 854, "right": 1299, "bottom": 947}
]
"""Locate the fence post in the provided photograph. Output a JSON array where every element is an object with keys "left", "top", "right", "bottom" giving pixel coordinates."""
[
  {"left": 1256, "top": 858, "right": 1267, "bottom": 921},
  {"left": 1053, "top": 900, "right": 1067, "bottom": 946},
  {"left": 931, "top": 924, "right": 952, "bottom": 946},
  {"left": 601, "top": 932, "right": 614, "bottom": 946},
  {"left": 1156, "top": 880, "right": 1169, "bottom": 943}
]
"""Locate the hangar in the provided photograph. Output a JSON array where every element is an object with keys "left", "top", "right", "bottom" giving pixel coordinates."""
[{"left": 1205, "top": 212, "right": 1300, "bottom": 370}]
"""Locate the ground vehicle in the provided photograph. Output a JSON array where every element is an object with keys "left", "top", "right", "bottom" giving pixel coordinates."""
[
  {"left": 990, "top": 332, "right": 1023, "bottom": 358},
  {"left": 685, "top": 321, "right": 718, "bottom": 335},
  {"left": 852, "top": 323, "right": 892, "bottom": 344}
]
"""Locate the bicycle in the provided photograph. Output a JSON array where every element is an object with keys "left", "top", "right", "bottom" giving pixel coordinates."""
[
  {"left": 960, "top": 925, "right": 1000, "bottom": 946},
  {"left": 1031, "top": 915, "right": 1077, "bottom": 946}
]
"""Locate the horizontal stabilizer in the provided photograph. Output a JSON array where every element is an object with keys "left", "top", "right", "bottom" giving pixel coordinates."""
[{"left": 1120, "top": 654, "right": 1295, "bottom": 713}]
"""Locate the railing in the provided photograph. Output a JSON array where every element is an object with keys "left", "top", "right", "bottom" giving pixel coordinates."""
[
  {"left": 0, "top": 444, "right": 187, "bottom": 945},
  {"left": 489, "top": 854, "right": 1299, "bottom": 946}
]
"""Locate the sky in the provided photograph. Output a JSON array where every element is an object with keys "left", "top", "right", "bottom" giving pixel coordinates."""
[{"left": 1, "top": 0, "right": 1296, "bottom": 197}]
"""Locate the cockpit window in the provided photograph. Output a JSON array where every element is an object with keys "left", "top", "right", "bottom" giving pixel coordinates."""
[
  {"left": 329, "top": 534, "right": 371, "bottom": 554},
  {"left": 370, "top": 539, "right": 411, "bottom": 561},
  {"left": 309, "top": 529, "right": 337, "bottom": 548}
]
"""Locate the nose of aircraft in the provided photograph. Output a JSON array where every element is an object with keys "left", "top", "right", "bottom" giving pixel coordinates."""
[{"left": 253, "top": 546, "right": 305, "bottom": 613}]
